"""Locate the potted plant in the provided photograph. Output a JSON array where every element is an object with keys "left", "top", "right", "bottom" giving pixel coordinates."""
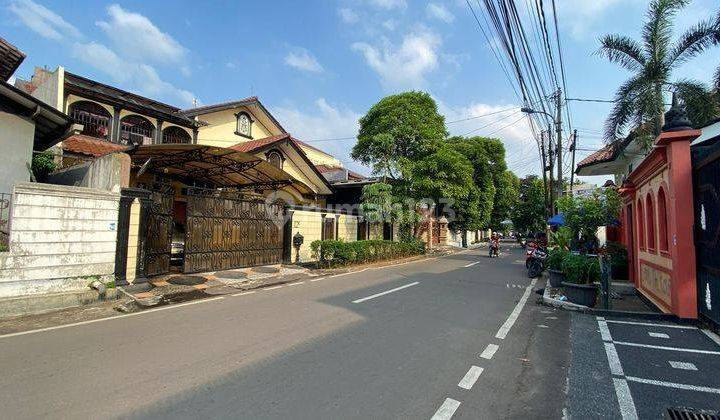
[
  {"left": 561, "top": 253, "right": 598, "bottom": 307},
  {"left": 546, "top": 248, "right": 568, "bottom": 287}
]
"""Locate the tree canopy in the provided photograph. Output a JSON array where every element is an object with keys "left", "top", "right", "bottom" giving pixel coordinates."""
[
  {"left": 511, "top": 176, "right": 547, "bottom": 235},
  {"left": 352, "top": 91, "right": 447, "bottom": 178}
]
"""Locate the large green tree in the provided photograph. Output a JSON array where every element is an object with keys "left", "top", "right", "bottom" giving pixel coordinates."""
[
  {"left": 598, "top": 0, "right": 720, "bottom": 143},
  {"left": 446, "top": 136, "right": 496, "bottom": 229},
  {"left": 352, "top": 91, "right": 447, "bottom": 178},
  {"left": 491, "top": 170, "right": 520, "bottom": 231},
  {"left": 511, "top": 176, "right": 547, "bottom": 236}
]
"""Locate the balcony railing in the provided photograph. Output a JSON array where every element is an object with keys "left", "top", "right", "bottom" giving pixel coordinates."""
[
  {"left": 162, "top": 131, "right": 192, "bottom": 144},
  {"left": 70, "top": 109, "right": 110, "bottom": 140},
  {"left": 120, "top": 125, "right": 154, "bottom": 145}
]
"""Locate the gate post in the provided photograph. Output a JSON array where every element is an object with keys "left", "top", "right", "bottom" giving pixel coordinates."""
[
  {"left": 283, "top": 208, "right": 294, "bottom": 264},
  {"left": 132, "top": 189, "right": 153, "bottom": 283},
  {"left": 114, "top": 190, "right": 135, "bottom": 286}
]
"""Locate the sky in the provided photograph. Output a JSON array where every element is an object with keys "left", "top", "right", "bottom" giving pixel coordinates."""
[{"left": 3, "top": 0, "right": 719, "bottom": 183}]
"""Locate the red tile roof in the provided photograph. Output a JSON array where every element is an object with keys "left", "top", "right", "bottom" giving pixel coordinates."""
[
  {"left": 231, "top": 134, "right": 330, "bottom": 157},
  {"left": 62, "top": 134, "right": 130, "bottom": 157},
  {"left": 576, "top": 143, "right": 616, "bottom": 168}
]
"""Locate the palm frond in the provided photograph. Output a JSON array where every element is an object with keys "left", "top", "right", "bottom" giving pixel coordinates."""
[
  {"left": 604, "top": 76, "right": 648, "bottom": 141},
  {"left": 596, "top": 34, "right": 647, "bottom": 71},
  {"left": 669, "top": 19, "right": 719, "bottom": 67},
  {"left": 643, "top": 0, "right": 689, "bottom": 63},
  {"left": 714, "top": 66, "right": 720, "bottom": 92},
  {"left": 673, "top": 79, "right": 718, "bottom": 127}
]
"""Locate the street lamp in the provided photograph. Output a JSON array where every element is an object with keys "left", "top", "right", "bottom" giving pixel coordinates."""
[
  {"left": 522, "top": 104, "right": 562, "bottom": 215},
  {"left": 521, "top": 107, "right": 553, "bottom": 119}
]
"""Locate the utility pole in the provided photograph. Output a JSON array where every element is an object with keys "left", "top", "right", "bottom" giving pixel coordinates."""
[
  {"left": 555, "top": 89, "right": 563, "bottom": 208},
  {"left": 547, "top": 123, "right": 554, "bottom": 215},
  {"left": 569, "top": 129, "right": 577, "bottom": 191},
  {"left": 539, "top": 130, "right": 549, "bottom": 215}
]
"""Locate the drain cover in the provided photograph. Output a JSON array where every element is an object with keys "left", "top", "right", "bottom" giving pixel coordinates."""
[
  {"left": 666, "top": 407, "right": 720, "bottom": 420},
  {"left": 167, "top": 276, "right": 206, "bottom": 286}
]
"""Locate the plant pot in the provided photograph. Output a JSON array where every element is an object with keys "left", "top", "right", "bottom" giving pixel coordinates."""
[
  {"left": 561, "top": 282, "right": 598, "bottom": 307},
  {"left": 611, "top": 264, "right": 628, "bottom": 280},
  {"left": 548, "top": 269, "right": 565, "bottom": 287}
]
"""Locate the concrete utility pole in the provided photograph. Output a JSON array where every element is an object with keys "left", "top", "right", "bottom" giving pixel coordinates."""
[
  {"left": 555, "top": 89, "right": 563, "bottom": 207},
  {"left": 539, "top": 130, "right": 549, "bottom": 215},
  {"left": 570, "top": 129, "right": 577, "bottom": 191},
  {"left": 547, "top": 124, "right": 554, "bottom": 215}
]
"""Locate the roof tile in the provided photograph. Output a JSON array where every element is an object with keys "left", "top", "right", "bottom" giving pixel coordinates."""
[{"left": 62, "top": 134, "right": 130, "bottom": 157}]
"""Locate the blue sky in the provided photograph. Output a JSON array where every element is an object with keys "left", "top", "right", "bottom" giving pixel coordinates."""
[{"left": 3, "top": 0, "right": 719, "bottom": 182}]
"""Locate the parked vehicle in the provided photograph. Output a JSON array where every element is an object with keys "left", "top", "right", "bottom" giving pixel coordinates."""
[{"left": 525, "top": 243, "right": 547, "bottom": 278}]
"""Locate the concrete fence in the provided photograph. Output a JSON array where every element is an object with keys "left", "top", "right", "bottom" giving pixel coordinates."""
[
  {"left": 0, "top": 182, "right": 120, "bottom": 298},
  {"left": 290, "top": 208, "right": 359, "bottom": 263}
]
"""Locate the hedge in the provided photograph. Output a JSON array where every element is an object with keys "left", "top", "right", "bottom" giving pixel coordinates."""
[{"left": 310, "top": 239, "right": 426, "bottom": 267}]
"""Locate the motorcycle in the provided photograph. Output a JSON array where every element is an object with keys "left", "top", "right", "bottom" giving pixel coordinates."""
[
  {"left": 525, "top": 242, "right": 547, "bottom": 278},
  {"left": 489, "top": 241, "right": 500, "bottom": 258}
]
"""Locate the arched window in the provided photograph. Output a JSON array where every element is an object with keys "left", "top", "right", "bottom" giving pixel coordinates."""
[
  {"left": 68, "top": 101, "right": 112, "bottom": 140},
  {"left": 236, "top": 112, "right": 252, "bottom": 138},
  {"left": 637, "top": 199, "right": 645, "bottom": 251},
  {"left": 646, "top": 193, "right": 656, "bottom": 252},
  {"left": 161, "top": 126, "right": 192, "bottom": 144},
  {"left": 120, "top": 115, "right": 155, "bottom": 145},
  {"left": 657, "top": 188, "right": 669, "bottom": 252},
  {"left": 266, "top": 150, "right": 283, "bottom": 169}
]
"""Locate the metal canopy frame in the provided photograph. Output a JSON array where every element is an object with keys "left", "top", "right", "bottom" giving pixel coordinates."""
[{"left": 127, "top": 144, "right": 310, "bottom": 194}]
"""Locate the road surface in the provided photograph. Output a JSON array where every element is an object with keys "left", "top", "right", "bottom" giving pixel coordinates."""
[{"left": 0, "top": 246, "right": 570, "bottom": 419}]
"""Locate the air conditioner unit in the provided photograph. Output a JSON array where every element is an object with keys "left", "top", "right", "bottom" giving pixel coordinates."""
[{"left": 129, "top": 133, "right": 152, "bottom": 145}]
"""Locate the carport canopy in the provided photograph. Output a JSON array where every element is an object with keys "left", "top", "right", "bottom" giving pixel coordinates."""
[{"left": 127, "top": 144, "right": 313, "bottom": 195}]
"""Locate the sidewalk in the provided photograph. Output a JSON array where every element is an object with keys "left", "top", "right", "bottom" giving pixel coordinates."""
[{"left": 566, "top": 312, "right": 720, "bottom": 418}]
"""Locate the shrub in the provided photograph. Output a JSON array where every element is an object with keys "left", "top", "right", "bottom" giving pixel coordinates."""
[
  {"left": 0, "top": 244, "right": 7, "bottom": 253},
  {"left": 605, "top": 241, "right": 628, "bottom": 268},
  {"left": 310, "top": 239, "right": 426, "bottom": 267},
  {"left": 562, "top": 253, "right": 590, "bottom": 284},
  {"left": 31, "top": 151, "right": 56, "bottom": 182},
  {"left": 547, "top": 248, "right": 569, "bottom": 271},
  {"left": 587, "top": 259, "right": 601, "bottom": 283}
]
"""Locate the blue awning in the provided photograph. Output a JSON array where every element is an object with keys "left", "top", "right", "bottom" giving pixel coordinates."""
[{"left": 548, "top": 213, "right": 565, "bottom": 226}]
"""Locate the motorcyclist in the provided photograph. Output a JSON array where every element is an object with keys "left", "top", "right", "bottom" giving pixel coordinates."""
[{"left": 489, "top": 233, "right": 500, "bottom": 257}]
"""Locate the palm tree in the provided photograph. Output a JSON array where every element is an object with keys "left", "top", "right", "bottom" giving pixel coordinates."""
[{"left": 598, "top": 0, "right": 720, "bottom": 144}]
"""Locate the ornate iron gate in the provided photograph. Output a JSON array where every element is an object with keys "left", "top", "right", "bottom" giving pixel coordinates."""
[
  {"left": 145, "top": 189, "right": 174, "bottom": 277},
  {"left": 183, "top": 191, "right": 285, "bottom": 274},
  {"left": 693, "top": 141, "right": 720, "bottom": 326}
]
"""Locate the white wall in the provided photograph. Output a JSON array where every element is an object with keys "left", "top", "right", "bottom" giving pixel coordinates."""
[
  {"left": 0, "top": 183, "right": 119, "bottom": 297},
  {"left": 0, "top": 112, "right": 35, "bottom": 195},
  {"left": 290, "top": 209, "right": 359, "bottom": 263}
]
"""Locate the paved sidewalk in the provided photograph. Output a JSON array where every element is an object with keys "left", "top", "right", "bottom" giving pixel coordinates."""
[{"left": 567, "top": 313, "right": 720, "bottom": 419}]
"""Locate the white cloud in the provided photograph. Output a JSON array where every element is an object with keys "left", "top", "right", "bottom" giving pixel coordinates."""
[
  {"left": 96, "top": 4, "right": 186, "bottom": 63},
  {"left": 426, "top": 3, "right": 455, "bottom": 23},
  {"left": 367, "top": 0, "right": 407, "bottom": 10},
  {"left": 71, "top": 41, "right": 195, "bottom": 106},
  {"left": 8, "top": 0, "right": 81, "bottom": 40},
  {"left": 226, "top": 62, "right": 237, "bottom": 69},
  {"left": 272, "top": 99, "right": 368, "bottom": 175},
  {"left": 382, "top": 19, "right": 397, "bottom": 31},
  {"left": 338, "top": 7, "right": 359, "bottom": 24},
  {"left": 437, "top": 99, "right": 542, "bottom": 176},
  {"left": 352, "top": 28, "right": 442, "bottom": 90},
  {"left": 284, "top": 49, "right": 324, "bottom": 73},
  {"left": 556, "top": 0, "right": 638, "bottom": 39}
]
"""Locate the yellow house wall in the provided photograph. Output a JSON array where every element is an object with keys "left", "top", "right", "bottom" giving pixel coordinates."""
[
  {"left": 196, "top": 108, "right": 272, "bottom": 148},
  {"left": 161, "top": 122, "right": 193, "bottom": 140},
  {"left": 119, "top": 109, "right": 158, "bottom": 128},
  {"left": 65, "top": 94, "right": 114, "bottom": 116},
  {"left": 300, "top": 146, "right": 343, "bottom": 167},
  {"left": 125, "top": 198, "right": 140, "bottom": 283},
  {"left": 290, "top": 210, "right": 359, "bottom": 262}
]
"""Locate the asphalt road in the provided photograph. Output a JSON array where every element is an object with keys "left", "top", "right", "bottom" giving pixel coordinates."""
[{"left": 0, "top": 245, "right": 570, "bottom": 419}]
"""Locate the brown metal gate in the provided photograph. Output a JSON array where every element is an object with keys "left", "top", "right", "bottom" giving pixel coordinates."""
[
  {"left": 183, "top": 191, "right": 285, "bottom": 274},
  {"left": 145, "top": 189, "right": 173, "bottom": 277}
]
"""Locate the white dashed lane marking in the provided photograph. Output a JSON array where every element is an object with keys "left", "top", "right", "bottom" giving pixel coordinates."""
[
  {"left": 264, "top": 285, "right": 283, "bottom": 291},
  {"left": 668, "top": 361, "right": 698, "bottom": 371},
  {"left": 431, "top": 398, "right": 461, "bottom": 420},
  {"left": 480, "top": 344, "right": 499, "bottom": 360},
  {"left": 457, "top": 366, "right": 484, "bottom": 390},
  {"left": 464, "top": 261, "right": 480, "bottom": 268},
  {"left": 351, "top": 282, "right": 419, "bottom": 304},
  {"left": 648, "top": 332, "right": 670, "bottom": 339},
  {"left": 495, "top": 278, "right": 537, "bottom": 339}
]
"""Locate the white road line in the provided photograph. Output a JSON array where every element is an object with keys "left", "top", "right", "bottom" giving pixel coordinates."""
[
  {"left": 0, "top": 296, "right": 226, "bottom": 339},
  {"left": 495, "top": 278, "right": 537, "bottom": 339},
  {"left": 546, "top": 316, "right": 558, "bottom": 320},
  {"left": 613, "top": 341, "right": 720, "bottom": 355},
  {"left": 480, "top": 343, "right": 499, "bottom": 359},
  {"left": 310, "top": 277, "right": 327, "bottom": 282},
  {"left": 463, "top": 261, "right": 480, "bottom": 268},
  {"left": 458, "top": 366, "right": 484, "bottom": 390},
  {"left": 626, "top": 376, "right": 720, "bottom": 394},
  {"left": 669, "top": 361, "right": 698, "bottom": 371},
  {"left": 604, "top": 343, "right": 625, "bottom": 376},
  {"left": 431, "top": 398, "right": 461, "bottom": 420},
  {"left": 613, "top": 378, "right": 639, "bottom": 420},
  {"left": 537, "top": 324, "right": 549, "bottom": 328},
  {"left": 231, "top": 291, "right": 256, "bottom": 297},
  {"left": 264, "top": 285, "right": 283, "bottom": 291},
  {"left": 287, "top": 281, "right": 305, "bottom": 286},
  {"left": 598, "top": 319, "right": 613, "bottom": 342},
  {"left": 603, "top": 319, "right": 696, "bottom": 330},
  {"left": 352, "top": 282, "right": 419, "bottom": 304},
  {"left": 648, "top": 332, "right": 670, "bottom": 339},
  {"left": 598, "top": 318, "right": 638, "bottom": 420}
]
